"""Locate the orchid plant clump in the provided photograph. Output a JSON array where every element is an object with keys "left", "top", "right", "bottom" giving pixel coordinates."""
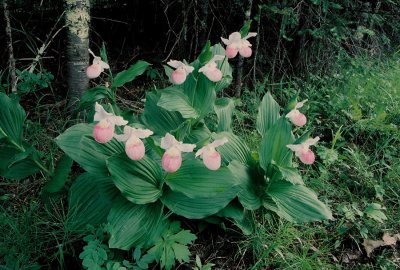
[{"left": 56, "top": 21, "right": 332, "bottom": 269}]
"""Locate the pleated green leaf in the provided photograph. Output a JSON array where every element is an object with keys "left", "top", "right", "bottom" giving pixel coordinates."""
[
  {"left": 0, "top": 93, "right": 26, "bottom": 144},
  {"left": 214, "top": 98, "right": 235, "bottom": 132},
  {"left": 112, "top": 60, "right": 150, "bottom": 88},
  {"left": 141, "top": 91, "right": 185, "bottom": 135},
  {"left": 264, "top": 181, "right": 333, "bottom": 223},
  {"left": 165, "top": 159, "right": 239, "bottom": 199},
  {"left": 108, "top": 199, "right": 166, "bottom": 250},
  {"left": 56, "top": 123, "right": 125, "bottom": 175},
  {"left": 211, "top": 132, "right": 251, "bottom": 164},
  {"left": 158, "top": 87, "right": 199, "bottom": 119},
  {"left": 259, "top": 118, "right": 294, "bottom": 171},
  {"left": 228, "top": 160, "right": 264, "bottom": 210},
  {"left": 43, "top": 154, "right": 73, "bottom": 193},
  {"left": 212, "top": 44, "right": 232, "bottom": 92},
  {"left": 68, "top": 173, "right": 120, "bottom": 232},
  {"left": 256, "top": 92, "right": 280, "bottom": 135},
  {"left": 161, "top": 186, "right": 239, "bottom": 219},
  {"left": 107, "top": 154, "right": 163, "bottom": 204}
]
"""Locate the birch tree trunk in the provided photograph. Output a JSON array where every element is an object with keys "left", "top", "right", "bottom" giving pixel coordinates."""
[
  {"left": 234, "top": 0, "right": 253, "bottom": 97},
  {"left": 65, "top": 0, "right": 90, "bottom": 109},
  {"left": 3, "top": 0, "right": 17, "bottom": 93}
]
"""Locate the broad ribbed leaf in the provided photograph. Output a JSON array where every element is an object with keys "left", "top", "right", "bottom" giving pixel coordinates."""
[
  {"left": 257, "top": 92, "right": 280, "bottom": 135},
  {"left": 56, "top": 123, "right": 125, "bottom": 175},
  {"left": 79, "top": 86, "right": 113, "bottom": 109},
  {"left": 112, "top": 60, "right": 150, "bottom": 88},
  {"left": 107, "top": 154, "right": 163, "bottom": 204},
  {"left": 108, "top": 199, "right": 165, "bottom": 250},
  {"left": 181, "top": 62, "right": 216, "bottom": 118},
  {"left": 212, "top": 44, "right": 232, "bottom": 92},
  {"left": 212, "top": 132, "right": 251, "bottom": 164},
  {"left": 68, "top": 173, "right": 120, "bottom": 231},
  {"left": 158, "top": 87, "right": 199, "bottom": 119},
  {"left": 141, "top": 92, "right": 185, "bottom": 135},
  {"left": 0, "top": 143, "right": 39, "bottom": 180},
  {"left": 214, "top": 98, "right": 235, "bottom": 132},
  {"left": 2, "top": 157, "right": 39, "bottom": 180},
  {"left": 264, "top": 181, "right": 333, "bottom": 223},
  {"left": 228, "top": 160, "right": 263, "bottom": 210},
  {"left": 0, "top": 93, "right": 26, "bottom": 144},
  {"left": 43, "top": 154, "right": 73, "bottom": 193},
  {"left": 259, "top": 118, "right": 294, "bottom": 171},
  {"left": 165, "top": 159, "right": 239, "bottom": 198},
  {"left": 274, "top": 166, "right": 303, "bottom": 185},
  {"left": 161, "top": 186, "right": 239, "bottom": 219}
]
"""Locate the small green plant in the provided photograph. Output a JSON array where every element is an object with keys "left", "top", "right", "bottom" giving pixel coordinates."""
[{"left": 16, "top": 69, "right": 54, "bottom": 95}]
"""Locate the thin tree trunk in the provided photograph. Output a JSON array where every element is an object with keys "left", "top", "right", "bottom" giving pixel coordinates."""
[
  {"left": 3, "top": 0, "right": 17, "bottom": 93},
  {"left": 235, "top": 0, "right": 253, "bottom": 97},
  {"left": 65, "top": 0, "right": 90, "bottom": 110}
]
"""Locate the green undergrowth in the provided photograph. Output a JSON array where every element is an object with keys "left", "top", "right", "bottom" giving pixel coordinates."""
[
  {"left": 1, "top": 54, "right": 400, "bottom": 269},
  {"left": 236, "top": 54, "right": 400, "bottom": 269}
]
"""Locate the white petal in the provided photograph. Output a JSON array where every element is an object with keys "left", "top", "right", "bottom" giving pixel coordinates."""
[
  {"left": 176, "top": 142, "right": 196, "bottom": 153},
  {"left": 211, "top": 55, "right": 225, "bottom": 62},
  {"left": 221, "top": 37, "right": 230, "bottom": 45},
  {"left": 161, "top": 133, "right": 178, "bottom": 149},
  {"left": 244, "top": 32, "right": 257, "bottom": 40},
  {"left": 94, "top": 102, "right": 113, "bottom": 122},
  {"left": 167, "top": 60, "right": 183, "bottom": 69},
  {"left": 195, "top": 147, "right": 205, "bottom": 158},
  {"left": 286, "top": 109, "right": 300, "bottom": 119},
  {"left": 107, "top": 115, "right": 128, "bottom": 126},
  {"left": 209, "top": 138, "right": 228, "bottom": 148},
  {"left": 303, "top": 136, "right": 320, "bottom": 147},
  {"left": 286, "top": 144, "right": 303, "bottom": 154},
  {"left": 228, "top": 32, "right": 242, "bottom": 42},
  {"left": 295, "top": 99, "right": 308, "bottom": 109},
  {"left": 88, "top": 48, "right": 96, "bottom": 57},
  {"left": 99, "top": 60, "right": 110, "bottom": 70},
  {"left": 182, "top": 64, "right": 194, "bottom": 74},
  {"left": 131, "top": 128, "right": 153, "bottom": 139}
]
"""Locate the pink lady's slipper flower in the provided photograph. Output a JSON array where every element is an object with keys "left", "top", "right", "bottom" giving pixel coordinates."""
[
  {"left": 167, "top": 60, "right": 194, "bottom": 85},
  {"left": 160, "top": 133, "right": 196, "bottom": 173},
  {"left": 198, "top": 55, "right": 225, "bottom": 82},
  {"left": 221, "top": 32, "right": 257, "bottom": 58},
  {"left": 86, "top": 49, "right": 110, "bottom": 79},
  {"left": 195, "top": 138, "right": 228, "bottom": 170},
  {"left": 114, "top": 126, "right": 153, "bottom": 160},
  {"left": 286, "top": 99, "right": 308, "bottom": 127},
  {"left": 287, "top": 137, "right": 320, "bottom": 165},
  {"left": 93, "top": 102, "right": 128, "bottom": 143}
]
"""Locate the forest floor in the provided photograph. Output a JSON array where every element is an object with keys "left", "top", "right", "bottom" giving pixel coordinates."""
[{"left": 1, "top": 53, "right": 399, "bottom": 269}]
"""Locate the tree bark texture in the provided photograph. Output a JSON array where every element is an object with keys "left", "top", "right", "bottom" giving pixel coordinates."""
[
  {"left": 235, "top": 0, "right": 253, "bottom": 97},
  {"left": 3, "top": 0, "right": 17, "bottom": 93},
  {"left": 65, "top": 0, "right": 90, "bottom": 109}
]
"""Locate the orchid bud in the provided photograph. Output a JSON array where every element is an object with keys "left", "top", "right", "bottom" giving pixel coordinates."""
[
  {"left": 202, "top": 150, "right": 221, "bottom": 171},
  {"left": 93, "top": 119, "right": 114, "bottom": 143},
  {"left": 160, "top": 133, "right": 196, "bottom": 172},
  {"left": 239, "top": 46, "right": 252, "bottom": 58},
  {"left": 162, "top": 147, "right": 182, "bottom": 173},
  {"left": 299, "top": 149, "right": 315, "bottom": 165},
  {"left": 286, "top": 100, "right": 308, "bottom": 127},
  {"left": 205, "top": 69, "right": 223, "bottom": 82},
  {"left": 167, "top": 60, "right": 194, "bottom": 85},
  {"left": 225, "top": 45, "right": 239, "bottom": 58},
  {"left": 195, "top": 138, "right": 228, "bottom": 170},
  {"left": 171, "top": 68, "right": 187, "bottom": 85},
  {"left": 287, "top": 137, "right": 319, "bottom": 165},
  {"left": 125, "top": 136, "right": 146, "bottom": 160},
  {"left": 86, "top": 64, "right": 102, "bottom": 79}
]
